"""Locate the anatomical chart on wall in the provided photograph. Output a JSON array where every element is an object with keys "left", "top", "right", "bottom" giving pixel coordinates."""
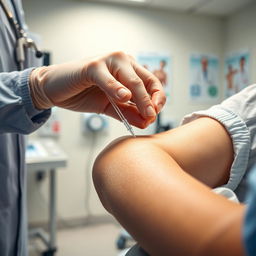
[
  {"left": 137, "top": 52, "right": 172, "bottom": 103},
  {"left": 224, "top": 50, "right": 250, "bottom": 98},
  {"left": 189, "top": 54, "right": 220, "bottom": 102}
]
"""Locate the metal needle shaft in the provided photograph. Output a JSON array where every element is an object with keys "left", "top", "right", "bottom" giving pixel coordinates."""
[{"left": 106, "top": 95, "right": 136, "bottom": 137}]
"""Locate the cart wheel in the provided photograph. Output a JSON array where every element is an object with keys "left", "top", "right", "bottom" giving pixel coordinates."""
[{"left": 116, "top": 236, "right": 127, "bottom": 250}]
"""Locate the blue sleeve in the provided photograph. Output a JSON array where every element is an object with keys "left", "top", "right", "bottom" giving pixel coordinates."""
[
  {"left": 243, "top": 167, "right": 256, "bottom": 256},
  {"left": 0, "top": 68, "right": 51, "bottom": 134}
]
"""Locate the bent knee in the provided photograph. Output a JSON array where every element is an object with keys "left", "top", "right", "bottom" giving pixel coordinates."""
[
  {"left": 93, "top": 136, "right": 135, "bottom": 182},
  {"left": 93, "top": 136, "right": 144, "bottom": 190},
  {"left": 92, "top": 135, "right": 156, "bottom": 211}
]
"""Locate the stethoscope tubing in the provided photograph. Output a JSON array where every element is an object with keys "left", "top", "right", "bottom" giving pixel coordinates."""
[
  {"left": 0, "top": 0, "right": 42, "bottom": 70},
  {"left": 0, "top": 0, "right": 23, "bottom": 39}
]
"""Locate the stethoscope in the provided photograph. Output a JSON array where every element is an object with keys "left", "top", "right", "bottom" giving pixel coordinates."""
[{"left": 0, "top": 0, "right": 43, "bottom": 70}]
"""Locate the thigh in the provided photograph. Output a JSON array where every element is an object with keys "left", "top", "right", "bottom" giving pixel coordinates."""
[{"left": 151, "top": 117, "right": 234, "bottom": 187}]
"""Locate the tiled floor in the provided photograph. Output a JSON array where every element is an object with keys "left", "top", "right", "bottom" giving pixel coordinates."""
[{"left": 29, "top": 223, "right": 131, "bottom": 256}]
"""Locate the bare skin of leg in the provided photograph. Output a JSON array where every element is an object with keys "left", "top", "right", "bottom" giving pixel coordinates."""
[{"left": 93, "top": 117, "right": 246, "bottom": 256}]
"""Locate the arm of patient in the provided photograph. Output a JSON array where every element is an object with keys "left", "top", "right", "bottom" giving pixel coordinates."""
[{"left": 93, "top": 117, "right": 245, "bottom": 256}]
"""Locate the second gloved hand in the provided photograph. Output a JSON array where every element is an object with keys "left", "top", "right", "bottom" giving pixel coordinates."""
[{"left": 30, "top": 51, "right": 166, "bottom": 128}]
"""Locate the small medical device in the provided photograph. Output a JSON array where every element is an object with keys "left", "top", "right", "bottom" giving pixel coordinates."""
[
  {"left": 106, "top": 95, "right": 136, "bottom": 137},
  {"left": 0, "top": 0, "right": 43, "bottom": 70},
  {"left": 82, "top": 113, "right": 108, "bottom": 133}
]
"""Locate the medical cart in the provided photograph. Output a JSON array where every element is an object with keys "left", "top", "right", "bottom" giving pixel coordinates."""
[{"left": 26, "top": 139, "right": 67, "bottom": 256}]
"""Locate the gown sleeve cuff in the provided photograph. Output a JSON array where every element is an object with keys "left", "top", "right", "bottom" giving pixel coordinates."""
[{"left": 181, "top": 105, "right": 251, "bottom": 191}]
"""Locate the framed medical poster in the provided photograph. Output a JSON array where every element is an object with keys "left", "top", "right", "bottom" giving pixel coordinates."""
[
  {"left": 137, "top": 52, "right": 172, "bottom": 102},
  {"left": 224, "top": 50, "right": 250, "bottom": 98},
  {"left": 189, "top": 54, "right": 220, "bottom": 102}
]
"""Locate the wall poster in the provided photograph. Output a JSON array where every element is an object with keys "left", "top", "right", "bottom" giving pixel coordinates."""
[
  {"left": 224, "top": 50, "right": 250, "bottom": 98},
  {"left": 190, "top": 54, "right": 219, "bottom": 102}
]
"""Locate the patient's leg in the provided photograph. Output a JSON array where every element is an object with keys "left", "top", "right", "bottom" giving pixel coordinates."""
[{"left": 93, "top": 117, "right": 244, "bottom": 256}]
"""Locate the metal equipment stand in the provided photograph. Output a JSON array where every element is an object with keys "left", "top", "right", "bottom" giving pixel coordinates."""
[
  {"left": 28, "top": 169, "right": 57, "bottom": 256},
  {"left": 26, "top": 139, "right": 67, "bottom": 256}
]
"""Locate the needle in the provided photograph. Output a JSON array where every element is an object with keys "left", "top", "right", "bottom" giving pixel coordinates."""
[{"left": 106, "top": 94, "right": 136, "bottom": 137}]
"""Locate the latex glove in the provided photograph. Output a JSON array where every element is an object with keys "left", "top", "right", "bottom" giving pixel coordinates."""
[{"left": 30, "top": 51, "right": 166, "bottom": 128}]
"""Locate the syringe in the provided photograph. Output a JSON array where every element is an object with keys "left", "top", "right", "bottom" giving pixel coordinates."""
[{"left": 106, "top": 94, "right": 136, "bottom": 137}]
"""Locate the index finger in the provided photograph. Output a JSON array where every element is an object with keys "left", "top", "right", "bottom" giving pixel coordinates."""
[
  {"left": 112, "top": 62, "right": 157, "bottom": 121},
  {"left": 132, "top": 61, "right": 166, "bottom": 114}
]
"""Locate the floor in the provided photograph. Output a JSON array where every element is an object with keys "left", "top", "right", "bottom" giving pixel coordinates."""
[{"left": 29, "top": 223, "right": 132, "bottom": 256}]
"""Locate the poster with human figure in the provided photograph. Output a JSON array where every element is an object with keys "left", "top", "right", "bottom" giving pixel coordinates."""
[
  {"left": 224, "top": 50, "right": 250, "bottom": 98},
  {"left": 137, "top": 52, "right": 172, "bottom": 102},
  {"left": 190, "top": 54, "right": 219, "bottom": 102}
]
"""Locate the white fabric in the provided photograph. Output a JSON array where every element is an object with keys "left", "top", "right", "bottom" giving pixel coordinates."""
[
  {"left": 212, "top": 187, "right": 239, "bottom": 203},
  {"left": 181, "top": 84, "right": 256, "bottom": 192}
]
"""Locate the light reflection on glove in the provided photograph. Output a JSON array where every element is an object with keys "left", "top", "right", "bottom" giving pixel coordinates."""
[{"left": 30, "top": 51, "right": 166, "bottom": 129}]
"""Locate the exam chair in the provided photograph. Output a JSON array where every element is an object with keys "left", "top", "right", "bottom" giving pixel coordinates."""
[{"left": 125, "top": 244, "right": 149, "bottom": 256}]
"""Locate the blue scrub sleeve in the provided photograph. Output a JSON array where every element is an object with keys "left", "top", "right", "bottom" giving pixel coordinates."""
[
  {"left": 0, "top": 68, "right": 51, "bottom": 134},
  {"left": 243, "top": 167, "right": 256, "bottom": 256}
]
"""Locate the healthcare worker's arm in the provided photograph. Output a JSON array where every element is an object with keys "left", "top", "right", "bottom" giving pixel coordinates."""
[
  {"left": 93, "top": 117, "right": 246, "bottom": 256},
  {"left": 29, "top": 51, "right": 166, "bottom": 128},
  {"left": 0, "top": 69, "right": 50, "bottom": 134}
]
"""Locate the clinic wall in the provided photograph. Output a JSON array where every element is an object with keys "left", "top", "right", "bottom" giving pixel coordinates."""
[
  {"left": 23, "top": 0, "right": 224, "bottom": 224},
  {"left": 225, "top": 2, "right": 256, "bottom": 82}
]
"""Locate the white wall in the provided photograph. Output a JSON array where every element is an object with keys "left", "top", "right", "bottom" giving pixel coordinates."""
[
  {"left": 225, "top": 2, "right": 256, "bottom": 82},
  {"left": 23, "top": 0, "right": 225, "bottom": 223}
]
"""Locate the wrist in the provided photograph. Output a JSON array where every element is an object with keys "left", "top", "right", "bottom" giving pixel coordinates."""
[{"left": 29, "top": 66, "right": 54, "bottom": 110}]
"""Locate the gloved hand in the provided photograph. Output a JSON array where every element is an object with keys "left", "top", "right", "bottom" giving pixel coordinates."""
[{"left": 29, "top": 51, "right": 166, "bottom": 128}]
